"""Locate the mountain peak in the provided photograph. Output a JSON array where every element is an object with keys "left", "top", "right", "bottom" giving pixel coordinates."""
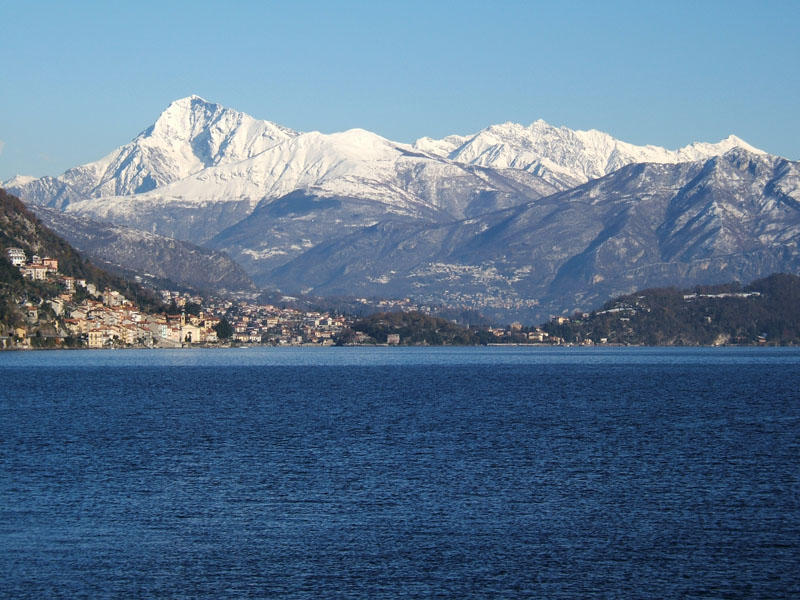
[
  {"left": 157, "top": 95, "right": 220, "bottom": 124},
  {"left": 179, "top": 94, "right": 208, "bottom": 102},
  {"left": 44, "top": 97, "right": 300, "bottom": 199},
  {"left": 152, "top": 96, "right": 229, "bottom": 138},
  {"left": 3, "top": 174, "right": 37, "bottom": 187},
  {"left": 165, "top": 94, "right": 215, "bottom": 109},
  {"left": 720, "top": 134, "right": 764, "bottom": 154},
  {"left": 716, "top": 145, "right": 777, "bottom": 173}
]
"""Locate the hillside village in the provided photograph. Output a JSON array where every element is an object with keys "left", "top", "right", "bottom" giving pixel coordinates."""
[
  {"left": 3, "top": 244, "right": 558, "bottom": 349},
  {"left": 1, "top": 246, "right": 204, "bottom": 348},
  {"left": 2, "top": 245, "right": 361, "bottom": 349}
]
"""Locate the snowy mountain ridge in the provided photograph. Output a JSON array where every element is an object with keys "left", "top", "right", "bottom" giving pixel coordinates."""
[
  {"left": 5, "top": 95, "right": 763, "bottom": 213},
  {"left": 415, "top": 120, "right": 765, "bottom": 185}
]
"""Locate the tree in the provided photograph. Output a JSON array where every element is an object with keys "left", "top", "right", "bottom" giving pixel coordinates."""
[
  {"left": 213, "top": 317, "right": 234, "bottom": 339},
  {"left": 184, "top": 301, "right": 202, "bottom": 316}
]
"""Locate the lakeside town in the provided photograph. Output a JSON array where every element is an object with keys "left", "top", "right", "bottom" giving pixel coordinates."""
[
  {"left": 2, "top": 245, "right": 347, "bottom": 348},
  {"left": 4, "top": 244, "right": 799, "bottom": 350},
  {"left": 4, "top": 246, "right": 558, "bottom": 350}
]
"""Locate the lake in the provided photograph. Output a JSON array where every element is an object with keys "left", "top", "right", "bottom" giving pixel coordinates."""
[{"left": 2, "top": 347, "right": 799, "bottom": 598}]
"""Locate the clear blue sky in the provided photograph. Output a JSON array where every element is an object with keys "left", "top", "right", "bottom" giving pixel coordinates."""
[{"left": 1, "top": 0, "right": 798, "bottom": 180}]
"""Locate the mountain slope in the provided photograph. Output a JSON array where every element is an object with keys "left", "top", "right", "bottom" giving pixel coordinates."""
[
  {"left": 2, "top": 175, "right": 83, "bottom": 210},
  {"left": 0, "top": 188, "right": 163, "bottom": 313},
  {"left": 204, "top": 159, "right": 566, "bottom": 278},
  {"left": 32, "top": 208, "right": 255, "bottom": 293},
  {"left": 543, "top": 273, "right": 800, "bottom": 346},
  {"left": 265, "top": 149, "right": 800, "bottom": 320}
]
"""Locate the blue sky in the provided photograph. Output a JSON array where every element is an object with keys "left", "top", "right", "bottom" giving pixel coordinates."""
[{"left": 1, "top": 0, "right": 798, "bottom": 180}]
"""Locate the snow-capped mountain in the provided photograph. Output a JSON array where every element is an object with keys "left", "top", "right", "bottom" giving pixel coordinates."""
[
  {"left": 7, "top": 100, "right": 569, "bottom": 243},
  {"left": 38, "top": 128, "right": 561, "bottom": 244},
  {"left": 5, "top": 96, "right": 761, "bottom": 242},
  {"left": 7, "top": 96, "right": 298, "bottom": 207},
  {"left": 415, "top": 120, "right": 765, "bottom": 186},
  {"left": 62, "top": 95, "right": 298, "bottom": 199},
  {"left": 4, "top": 95, "right": 791, "bottom": 317}
]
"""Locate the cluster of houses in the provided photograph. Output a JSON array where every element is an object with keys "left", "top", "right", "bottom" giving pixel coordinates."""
[
  {"left": 195, "top": 296, "right": 350, "bottom": 345},
  {"left": 11, "top": 290, "right": 222, "bottom": 349},
  {"left": 4, "top": 247, "right": 222, "bottom": 348},
  {"left": 3, "top": 244, "right": 354, "bottom": 348},
  {"left": 6, "top": 247, "right": 82, "bottom": 291},
  {"left": 63, "top": 301, "right": 220, "bottom": 349},
  {"left": 487, "top": 322, "right": 555, "bottom": 343}
]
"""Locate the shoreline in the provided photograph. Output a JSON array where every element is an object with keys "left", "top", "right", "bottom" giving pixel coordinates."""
[{"left": 2, "top": 341, "right": 794, "bottom": 352}]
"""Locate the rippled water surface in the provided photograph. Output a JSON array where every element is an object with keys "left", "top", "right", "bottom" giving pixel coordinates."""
[{"left": 2, "top": 347, "right": 799, "bottom": 598}]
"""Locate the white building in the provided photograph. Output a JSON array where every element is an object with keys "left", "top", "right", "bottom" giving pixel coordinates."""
[{"left": 6, "top": 247, "right": 26, "bottom": 266}]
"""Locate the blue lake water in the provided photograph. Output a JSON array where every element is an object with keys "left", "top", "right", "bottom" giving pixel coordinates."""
[{"left": 2, "top": 347, "right": 799, "bottom": 598}]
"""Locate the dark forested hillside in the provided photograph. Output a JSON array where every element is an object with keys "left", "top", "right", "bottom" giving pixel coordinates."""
[
  {"left": 346, "top": 311, "right": 493, "bottom": 346},
  {"left": 542, "top": 274, "right": 800, "bottom": 346}
]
